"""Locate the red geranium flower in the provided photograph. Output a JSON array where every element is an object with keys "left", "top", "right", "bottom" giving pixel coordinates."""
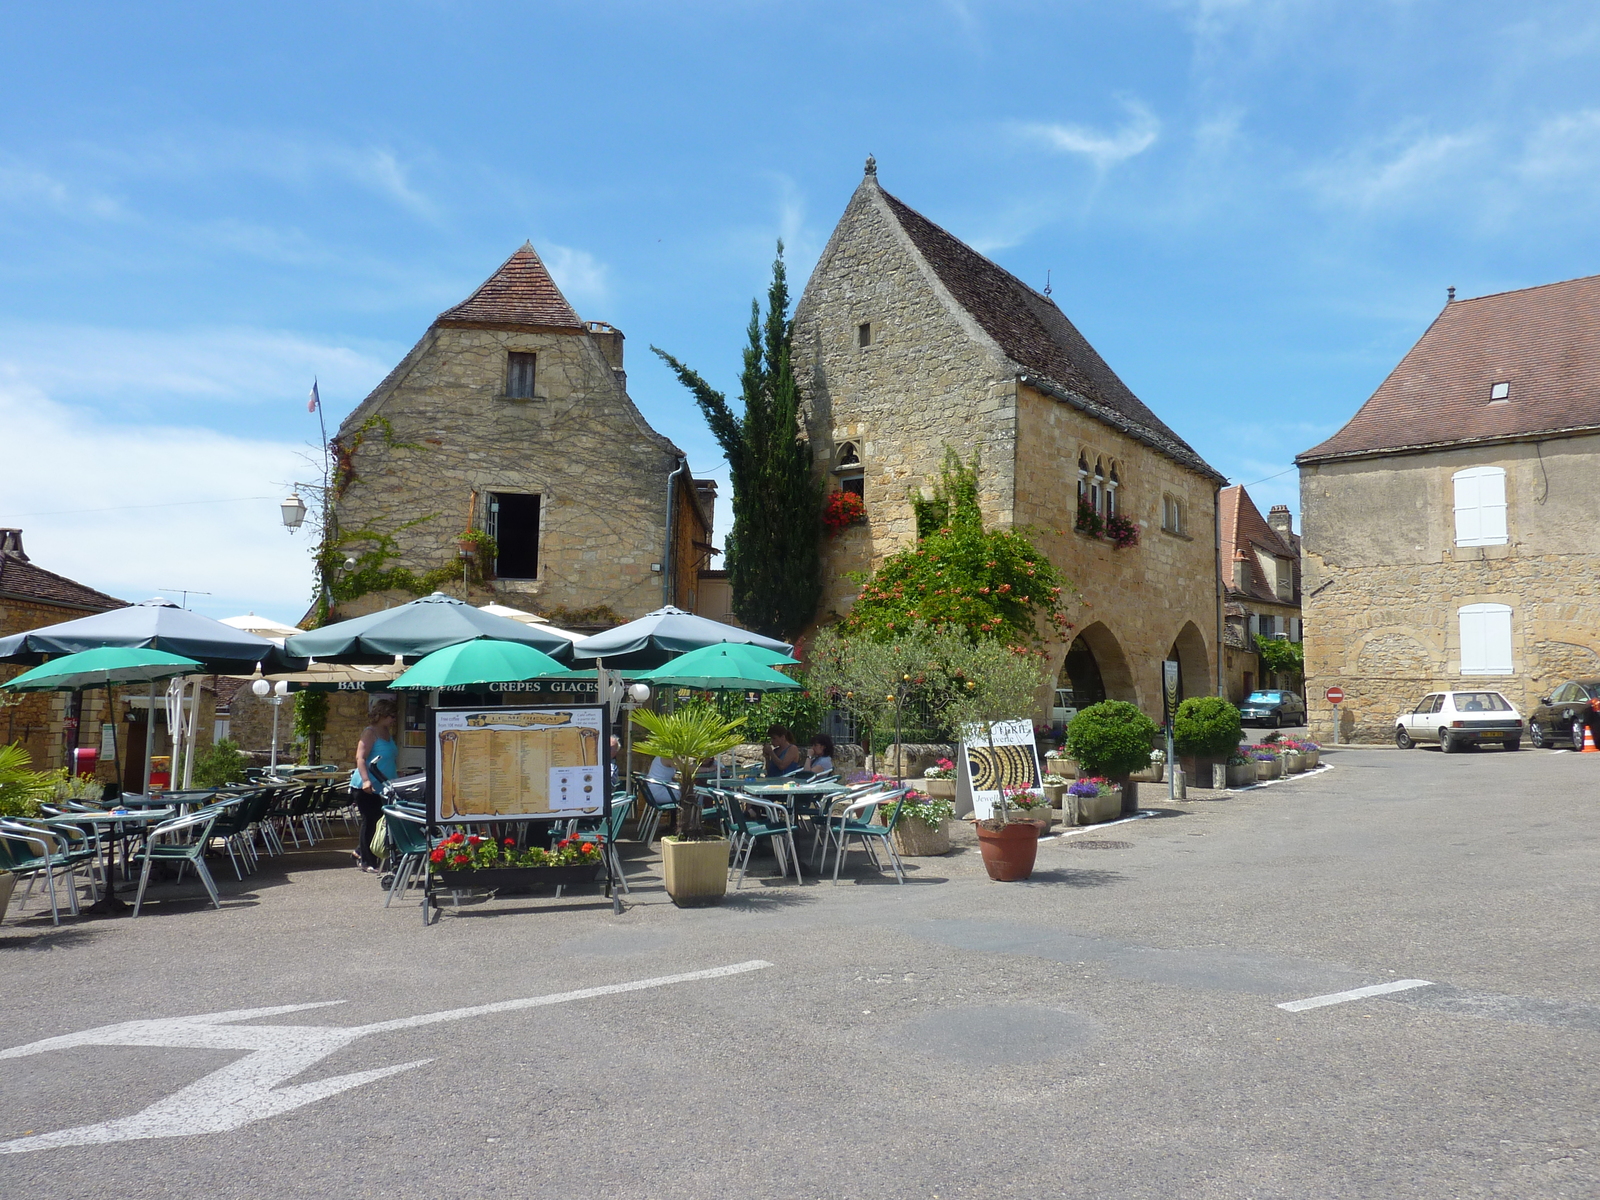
[
  {"left": 504, "top": 838, "right": 515, "bottom": 847},
  {"left": 429, "top": 848, "right": 446, "bottom": 863},
  {"left": 468, "top": 835, "right": 482, "bottom": 845},
  {"left": 451, "top": 854, "right": 470, "bottom": 866},
  {"left": 580, "top": 843, "right": 595, "bottom": 854}
]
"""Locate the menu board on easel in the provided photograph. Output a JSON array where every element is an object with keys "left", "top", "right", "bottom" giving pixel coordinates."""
[
  {"left": 429, "top": 705, "right": 608, "bottom": 822},
  {"left": 959, "top": 718, "right": 1043, "bottom": 820}
]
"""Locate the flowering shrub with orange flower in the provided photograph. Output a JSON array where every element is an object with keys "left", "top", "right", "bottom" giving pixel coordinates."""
[{"left": 428, "top": 830, "right": 600, "bottom": 874}]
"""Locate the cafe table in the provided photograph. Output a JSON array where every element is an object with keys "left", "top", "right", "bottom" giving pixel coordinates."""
[{"left": 57, "top": 806, "right": 177, "bottom": 915}]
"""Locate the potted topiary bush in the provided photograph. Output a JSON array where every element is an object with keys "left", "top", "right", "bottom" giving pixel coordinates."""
[
  {"left": 631, "top": 707, "right": 746, "bottom": 906},
  {"left": 1065, "top": 701, "right": 1157, "bottom": 815},
  {"left": 1173, "top": 696, "right": 1244, "bottom": 788}
]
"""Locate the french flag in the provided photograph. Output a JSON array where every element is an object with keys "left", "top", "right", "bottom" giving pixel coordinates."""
[{"left": 308, "top": 379, "right": 320, "bottom": 414}]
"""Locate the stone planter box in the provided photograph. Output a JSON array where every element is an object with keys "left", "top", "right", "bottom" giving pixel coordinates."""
[
  {"left": 892, "top": 817, "right": 952, "bottom": 856},
  {"left": 1129, "top": 762, "right": 1164, "bottom": 783},
  {"left": 1303, "top": 749, "right": 1320, "bottom": 769},
  {"left": 1008, "top": 807, "right": 1054, "bottom": 834},
  {"left": 1077, "top": 788, "right": 1122, "bottom": 824},
  {"left": 1225, "top": 763, "right": 1256, "bottom": 788},
  {"left": 1284, "top": 750, "right": 1306, "bottom": 774},
  {"left": 1042, "top": 782, "right": 1067, "bottom": 810},
  {"left": 1045, "top": 756, "right": 1078, "bottom": 779},
  {"left": 919, "top": 777, "right": 957, "bottom": 802},
  {"left": 1254, "top": 758, "right": 1281, "bottom": 781}
]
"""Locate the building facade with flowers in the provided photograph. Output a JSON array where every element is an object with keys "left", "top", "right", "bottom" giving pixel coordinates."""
[{"left": 791, "top": 160, "right": 1227, "bottom": 716}]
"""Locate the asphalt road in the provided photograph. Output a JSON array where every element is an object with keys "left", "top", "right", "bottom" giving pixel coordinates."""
[{"left": 2, "top": 743, "right": 1597, "bottom": 1199}]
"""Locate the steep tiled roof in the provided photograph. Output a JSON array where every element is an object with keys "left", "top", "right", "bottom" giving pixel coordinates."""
[
  {"left": 436, "top": 242, "right": 585, "bottom": 330},
  {"left": 1299, "top": 273, "right": 1600, "bottom": 463},
  {"left": 877, "top": 186, "right": 1223, "bottom": 483},
  {"left": 0, "top": 552, "right": 126, "bottom": 612},
  {"left": 1219, "top": 485, "right": 1297, "bottom": 606}
]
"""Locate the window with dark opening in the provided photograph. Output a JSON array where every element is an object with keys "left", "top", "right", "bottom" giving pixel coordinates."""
[
  {"left": 841, "top": 475, "right": 864, "bottom": 498},
  {"left": 857, "top": 322, "right": 871, "bottom": 347},
  {"left": 506, "top": 352, "right": 537, "bottom": 399},
  {"left": 488, "top": 492, "right": 541, "bottom": 579}
]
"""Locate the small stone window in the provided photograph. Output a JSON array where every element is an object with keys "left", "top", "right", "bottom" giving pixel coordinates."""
[
  {"left": 857, "top": 322, "right": 872, "bottom": 348},
  {"left": 1162, "top": 493, "right": 1186, "bottom": 535},
  {"left": 506, "top": 352, "right": 537, "bottom": 399},
  {"left": 836, "top": 441, "right": 864, "bottom": 497}
]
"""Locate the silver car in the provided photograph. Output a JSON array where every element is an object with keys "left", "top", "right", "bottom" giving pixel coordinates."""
[{"left": 1394, "top": 691, "right": 1524, "bottom": 752}]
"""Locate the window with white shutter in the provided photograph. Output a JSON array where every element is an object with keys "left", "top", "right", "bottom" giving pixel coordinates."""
[
  {"left": 1452, "top": 466, "right": 1508, "bottom": 547},
  {"left": 1458, "top": 603, "right": 1512, "bottom": 675}
]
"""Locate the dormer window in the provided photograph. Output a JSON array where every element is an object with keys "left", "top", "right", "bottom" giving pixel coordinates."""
[{"left": 1489, "top": 381, "right": 1510, "bottom": 402}]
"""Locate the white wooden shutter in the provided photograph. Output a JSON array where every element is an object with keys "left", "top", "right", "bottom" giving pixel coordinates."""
[
  {"left": 1453, "top": 467, "right": 1507, "bottom": 546},
  {"left": 1459, "top": 603, "right": 1512, "bottom": 675}
]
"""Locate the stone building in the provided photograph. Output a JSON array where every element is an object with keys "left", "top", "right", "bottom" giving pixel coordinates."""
[
  {"left": 331, "top": 241, "right": 715, "bottom": 625},
  {"left": 1218, "top": 486, "right": 1302, "bottom": 703},
  {"left": 0, "top": 528, "right": 126, "bottom": 771},
  {"left": 792, "top": 161, "right": 1227, "bottom": 716},
  {"left": 1296, "top": 274, "right": 1600, "bottom": 743}
]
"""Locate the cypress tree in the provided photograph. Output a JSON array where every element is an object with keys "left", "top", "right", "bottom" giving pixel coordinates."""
[{"left": 653, "top": 242, "right": 822, "bottom": 639}]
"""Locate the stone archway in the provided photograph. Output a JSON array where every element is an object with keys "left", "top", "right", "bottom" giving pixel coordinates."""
[
  {"left": 1060, "top": 621, "right": 1137, "bottom": 705},
  {"left": 1166, "top": 621, "right": 1211, "bottom": 702}
]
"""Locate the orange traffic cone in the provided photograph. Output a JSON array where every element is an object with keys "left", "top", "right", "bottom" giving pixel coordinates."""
[{"left": 1583, "top": 723, "right": 1600, "bottom": 753}]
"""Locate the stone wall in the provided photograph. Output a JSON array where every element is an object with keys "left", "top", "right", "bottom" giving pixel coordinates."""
[
  {"left": 1300, "top": 434, "right": 1600, "bottom": 742},
  {"left": 792, "top": 184, "right": 1221, "bottom": 722},
  {"left": 793, "top": 183, "right": 1016, "bottom": 623},
  {"left": 0, "top": 596, "right": 117, "bottom": 772},
  {"left": 332, "top": 322, "right": 686, "bottom": 623}
]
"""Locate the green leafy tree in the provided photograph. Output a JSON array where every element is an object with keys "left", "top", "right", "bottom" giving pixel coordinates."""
[
  {"left": 192, "top": 738, "right": 249, "bottom": 787},
  {"left": 1066, "top": 701, "right": 1156, "bottom": 779},
  {"left": 844, "top": 449, "right": 1073, "bottom": 645},
  {"left": 653, "top": 243, "right": 822, "bottom": 639},
  {"left": 1255, "top": 634, "right": 1305, "bottom": 679},
  {"left": 1173, "top": 696, "right": 1243, "bottom": 758}
]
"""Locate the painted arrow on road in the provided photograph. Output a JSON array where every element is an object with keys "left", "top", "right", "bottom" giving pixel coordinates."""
[{"left": 0, "top": 960, "right": 772, "bottom": 1155}]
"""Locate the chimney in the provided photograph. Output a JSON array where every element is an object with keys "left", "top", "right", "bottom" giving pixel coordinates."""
[
  {"left": 1267, "top": 505, "right": 1294, "bottom": 540},
  {"left": 1232, "top": 548, "right": 1249, "bottom": 592},
  {"left": 0, "top": 528, "right": 26, "bottom": 560},
  {"left": 585, "top": 321, "right": 625, "bottom": 383}
]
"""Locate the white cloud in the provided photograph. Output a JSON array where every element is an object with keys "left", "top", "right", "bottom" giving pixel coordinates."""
[
  {"left": 0, "top": 161, "right": 124, "bottom": 221},
  {"left": 1303, "top": 127, "right": 1487, "bottom": 211},
  {"left": 1518, "top": 108, "right": 1600, "bottom": 182},
  {"left": 0, "top": 379, "right": 314, "bottom": 624},
  {"left": 540, "top": 244, "right": 611, "bottom": 313},
  {"left": 1020, "top": 100, "right": 1161, "bottom": 171},
  {"left": 0, "top": 323, "right": 397, "bottom": 415}
]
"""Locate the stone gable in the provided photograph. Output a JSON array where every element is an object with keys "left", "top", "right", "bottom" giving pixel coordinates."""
[
  {"left": 794, "top": 166, "right": 1222, "bottom": 718},
  {"left": 330, "top": 247, "right": 704, "bottom": 623}
]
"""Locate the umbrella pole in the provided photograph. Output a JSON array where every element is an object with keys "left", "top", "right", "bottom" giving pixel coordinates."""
[
  {"left": 142, "top": 681, "right": 157, "bottom": 795},
  {"left": 181, "top": 676, "right": 199, "bottom": 789}
]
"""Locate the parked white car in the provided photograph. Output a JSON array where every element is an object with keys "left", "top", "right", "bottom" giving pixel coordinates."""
[{"left": 1394, "top": 690, "right": 1524, "bottom": 752}]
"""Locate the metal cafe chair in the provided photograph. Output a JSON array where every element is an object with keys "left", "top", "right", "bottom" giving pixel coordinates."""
[{"left": 131, "top": 807, "right": 225, "bottom": 917}]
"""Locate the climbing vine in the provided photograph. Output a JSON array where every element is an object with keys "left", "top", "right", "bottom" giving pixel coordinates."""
[{"left": 330, "top": 416, "right": 423, "bottom": 500}]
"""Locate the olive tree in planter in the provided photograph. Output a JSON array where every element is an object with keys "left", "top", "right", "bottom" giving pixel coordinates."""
[
  {"left": 1172, "top": 696, "right": 1243, "bottom": 789},
  {"left": 1065, "top": 701, "right": 1157, "bottom": 816},
  {"left": 631, "top": 708, "right": 746, "bottom": 906}
]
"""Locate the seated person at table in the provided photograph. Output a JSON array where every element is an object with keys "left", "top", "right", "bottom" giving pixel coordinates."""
[
  {"left": 804, "top": 734, "right": 834, "bottom": 776},
  {"left": 763, "top": 725, "right": 802, "bottom": 776},
  {"left": 643, "top": 755, "right": 676, "bottom": 805}
]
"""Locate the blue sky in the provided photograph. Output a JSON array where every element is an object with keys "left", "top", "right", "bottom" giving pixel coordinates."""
[{"left": 3, "top": 1, "right": 1598, "bottom": 625}]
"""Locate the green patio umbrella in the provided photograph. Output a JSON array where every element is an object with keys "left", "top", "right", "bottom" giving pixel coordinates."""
[
  {"left": 642, "top": 643, "right": 801, "bottom": 692},
  {"left": 1, "top": 647, "right": 203, "bottom": 692},
  {"left": 389, "top": 639, "right": 569, "bottom": 691}
]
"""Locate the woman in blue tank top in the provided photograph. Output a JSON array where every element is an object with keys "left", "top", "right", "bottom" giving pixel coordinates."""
[{"left": 349, "top": 699, "right": 399, "bottom": 872}]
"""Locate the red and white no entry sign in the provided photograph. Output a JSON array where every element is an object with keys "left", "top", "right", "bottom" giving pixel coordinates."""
[{"left": 1325, "top": 686, "right": 1345, "bottom": 704}]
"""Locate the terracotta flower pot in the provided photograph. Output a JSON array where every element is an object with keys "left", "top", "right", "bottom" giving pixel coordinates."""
[{"left": 975, "top": 821, "right": 1040, "bottom": 881}]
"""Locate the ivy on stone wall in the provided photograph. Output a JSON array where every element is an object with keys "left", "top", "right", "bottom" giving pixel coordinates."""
[{"left": 1255, "top": 634, "right": 1305, "bottom": 677}]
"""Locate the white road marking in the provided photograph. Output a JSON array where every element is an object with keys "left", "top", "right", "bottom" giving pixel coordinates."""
[
  {"left": 1277, "top": 979, "right": 1433, "bottom": 1012},
  {"left": 0, "top": 960, "right": 772, "bottom": 1155}
]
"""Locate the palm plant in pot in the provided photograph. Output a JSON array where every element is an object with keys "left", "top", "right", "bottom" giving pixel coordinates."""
[
  {"left": 631, "top": 707, "right": 746, "bottom": 906},
  {"left": 1064, "top": 701, "right": 1157, "bottom": 816}
]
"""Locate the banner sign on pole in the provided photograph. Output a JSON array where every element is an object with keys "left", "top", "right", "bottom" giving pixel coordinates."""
[
  {"left": 1162, "top": 660, "right": 1180, "bottom": 728},
  {"left": 959, "top": 718, "right": 1043, "bottom": 820},
  {"left": 428, "top": 704, "right": 608, "bottom": 823}
]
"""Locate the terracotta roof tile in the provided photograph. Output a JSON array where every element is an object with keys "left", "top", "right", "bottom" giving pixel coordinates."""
[
  {"left": 0, "top": 552, "right": 126, "bottom": 612},
  {"left": 1219, "top": 485, "right": 1297, "bottom": 605},
  {"left": 436, "top": 242, "right": 585, "bottom": 330},
  {"left": 1299, "top": 273, "right": 1600, "bottom": 462},
  {"left": 877, "top": 187, "right": 1223, "bottom": 482}
]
